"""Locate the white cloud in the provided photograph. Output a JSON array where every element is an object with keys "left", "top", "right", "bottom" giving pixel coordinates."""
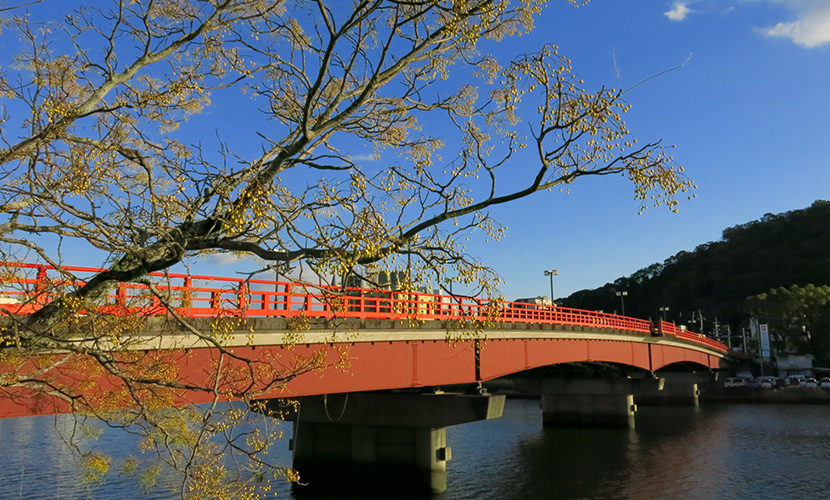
[
  {"left": 349, "top": 154, "right": 379, "bottom": 162},
  {"left": 762, "top": 4, "right": 830, "bottom": 48},
  {"left": 205, "top": 253, "right": 248, "bottom": 266},
  {"left": 665, "top": 1, "right": 693, "bottom": 21}
]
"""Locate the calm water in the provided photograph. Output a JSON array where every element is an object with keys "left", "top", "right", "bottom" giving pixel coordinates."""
[{"left": 2, "top": 400, "right": 830, "bottom": 499}]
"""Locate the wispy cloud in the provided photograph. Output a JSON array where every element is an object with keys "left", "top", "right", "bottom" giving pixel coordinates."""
[
  {"left": 762, "top": 2, "right": 830, "bottom": 48},
  {"left": 349, "top": 154, "right": 379, "bottom": 162},
  {"left": 665, "top": 1, "right": 693, "bottom": 22},
  {"left": 205, "top": 253, "right": 247, "bottom": 266}
]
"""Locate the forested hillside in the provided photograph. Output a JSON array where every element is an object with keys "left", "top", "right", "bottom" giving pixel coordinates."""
[{"left": 561, "top": 200, "right": 830, "bottom": 340}]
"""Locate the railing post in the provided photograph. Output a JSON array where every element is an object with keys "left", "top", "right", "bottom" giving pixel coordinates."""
[
  {"left": 321, "top": 289, "right": 331, "bottom": 318},
  {"left": 263, "top": 282, "right": 272, "bottom": 313},
  {"left": 35, "top": 266, "right": 48, "bottom": 305},
  {"left": 390, "top": 291, "right": 399, "bottom": 320},
  {"left": 116, "top": 283, "right": 127, "bottom": 313},
  {"left": 183, "top": 276, "right": 192, "bottom": 316},
  {"left": 238, "top": 281, "right": 249, "bottom": 316},
  {"left": 291, "top": 285, "right": 300, "bottom": 316},
  {"left": 652, "top": 320, "right": 663, "bottom": 337}
]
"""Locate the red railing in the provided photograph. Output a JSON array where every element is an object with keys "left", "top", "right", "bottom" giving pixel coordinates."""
[
  {"left": 0, "top": 262, "right": 727, "bottom": 353},
  {"left": 660, "top": 320, "right": 727, "bottom": 352}
]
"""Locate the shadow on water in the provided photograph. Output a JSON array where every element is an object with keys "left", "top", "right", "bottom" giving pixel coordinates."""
[
  {"left": 501, "top": 422, "right": 639, "bottom": 499},
  {"left": 442, "top": 400, "right": 734, "bottom": 500}
]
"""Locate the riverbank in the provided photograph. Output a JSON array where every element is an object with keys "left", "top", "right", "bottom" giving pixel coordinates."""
[{"left": 700, "top": 384, "right": 830, "bottom": 404}]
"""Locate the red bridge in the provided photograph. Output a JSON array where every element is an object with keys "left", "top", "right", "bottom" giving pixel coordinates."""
[{"left": 0, "top": 263, "right": 732, "bottom": 494}]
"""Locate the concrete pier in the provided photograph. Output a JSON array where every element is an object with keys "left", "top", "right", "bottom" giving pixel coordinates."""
[
  {"left": 264, "top": 391, "right": 505, "bottom": 495},
  {"left": 635, "top": 372, "right": 709, "bottom": 406},
  {"left": 538, "top": 379, "right": 637, "bottom": 428}
]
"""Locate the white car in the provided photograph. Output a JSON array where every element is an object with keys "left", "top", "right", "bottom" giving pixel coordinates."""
[
  {"left": 723, "top": 377, "right": 751, "bottom": 388},
  {"left": 756, "top": 376, "right": 777, "bottom": 389},
  {"left": 799, "top": 378, "right": 819, "bottom": 388},
  {"left": 819, "top": 377, "right": 830, "bottom": 390}
]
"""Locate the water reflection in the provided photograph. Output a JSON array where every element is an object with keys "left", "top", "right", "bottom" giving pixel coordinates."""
[
  {"left": 444, "top": 399, "right": 643, "bottom": 500},
  {"left": 0, "top": 415, "right": 93, "bottom": 499},
  {"left": 446, "top": 400, "right": 830, "bottom": 500},
  {"left": 4, "top": 401, "right": 830, "bottom": 499},
  {"left": 0, "top": 413, "right": 203, "bottom": 500}
]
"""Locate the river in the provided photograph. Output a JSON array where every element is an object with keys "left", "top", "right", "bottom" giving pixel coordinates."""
[{"left": 2, "top": 400, "right": 830, "bottom": 499}]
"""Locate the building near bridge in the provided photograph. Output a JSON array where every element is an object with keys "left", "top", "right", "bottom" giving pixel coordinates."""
[{"left": 776, "top": 354, "right": 813, "bottom": 378}]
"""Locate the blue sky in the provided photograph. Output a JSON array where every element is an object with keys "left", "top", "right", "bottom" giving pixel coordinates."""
[
  {"left": 468, "top": 0, "right": 830, "bottom": 301},
  {"left": 150, "top": 0, "right": 830, "bottom": 301},
  {"left": 7, "top": 0, "right": 830, "bottom": 305}
]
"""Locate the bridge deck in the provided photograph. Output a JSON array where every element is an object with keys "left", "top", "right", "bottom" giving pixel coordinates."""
[{"left": 0, "top": 263, "right": 730, "bottom": 419}]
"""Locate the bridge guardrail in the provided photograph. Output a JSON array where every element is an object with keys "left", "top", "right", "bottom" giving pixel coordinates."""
[{"left": 0, "top": 262, "right": 727, "bottom": 353}]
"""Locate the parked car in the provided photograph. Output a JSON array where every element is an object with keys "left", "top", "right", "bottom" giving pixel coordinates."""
[
  {"left": 820, "top": 377, "right": 830, "bottom": 390},
  {"left": 799, "top": 377, "right": 819, "bottom": 388},
  {"left": 723, "top": 377, "right": 751, "bottom": 388},
  {"left": 756, "top": 376, "right": 777, "bottom": 389},
  {"left": 786, "top": 375, "right": 807, "bottom": 386},
  {"left": 745, "top": 378, "right": 762, "bottom": 389}
]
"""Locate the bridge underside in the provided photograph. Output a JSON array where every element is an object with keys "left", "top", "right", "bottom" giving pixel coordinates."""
[{"left": 479, "top": 336, "right": 723, "bottom": 377}]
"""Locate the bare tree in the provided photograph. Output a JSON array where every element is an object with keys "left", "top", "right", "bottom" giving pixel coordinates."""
[{"left": 0, "top": 0, "right": 693, "bottom": 496}]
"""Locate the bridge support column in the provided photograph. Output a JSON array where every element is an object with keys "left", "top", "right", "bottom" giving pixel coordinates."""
[
  {"left": 264, "top": 392, "right": 504, "bottom": 495},
  {"left": 539, "top": 379, "right": 637, "bottom": 428},
  {"left": 635, "top": 372, "right": 709, "bottom": 406}
]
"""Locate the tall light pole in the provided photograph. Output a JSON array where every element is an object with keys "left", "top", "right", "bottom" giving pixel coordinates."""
[
  {"left": 616, "top": 291, "right": 628, "bottom": 316},
  {"left": 659, "top": 306, "right": 670, "bottom": 321},
  {"left": 543, "top": 269, "right": 558, "bottom": 304}
]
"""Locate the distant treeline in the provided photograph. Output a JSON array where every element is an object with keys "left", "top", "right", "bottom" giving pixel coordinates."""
[{"left": 560, "top": 200, "right": 830, "bottom": 337}]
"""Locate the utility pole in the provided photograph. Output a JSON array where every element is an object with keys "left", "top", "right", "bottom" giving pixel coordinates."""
[
  {"left": 742, "top": 327, "right": 747, "bottom": 352},
  {"left": 615, "top": 291, "right": 628, "bottom": 316},
  {"left": 544, "top": 269, "right": 558, "bottom": 304}
]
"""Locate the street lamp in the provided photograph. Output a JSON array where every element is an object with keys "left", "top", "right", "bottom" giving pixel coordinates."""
[
  {"left": 543, "top": 269, "right": 558, "bottom": 303},
  {"left": 615, "top": 291, "right": 628, "bottom": 316},
  {"left": 659, "top": 306, "right": 670, "bottom": 321}
]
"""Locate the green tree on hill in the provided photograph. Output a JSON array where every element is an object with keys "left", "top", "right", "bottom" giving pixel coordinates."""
[
  {"left": 561, "top": 200, "right": 830, "bottom": 351},
  {"left": 745, "top": 284, "right": 830, "bottom": 362}
]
